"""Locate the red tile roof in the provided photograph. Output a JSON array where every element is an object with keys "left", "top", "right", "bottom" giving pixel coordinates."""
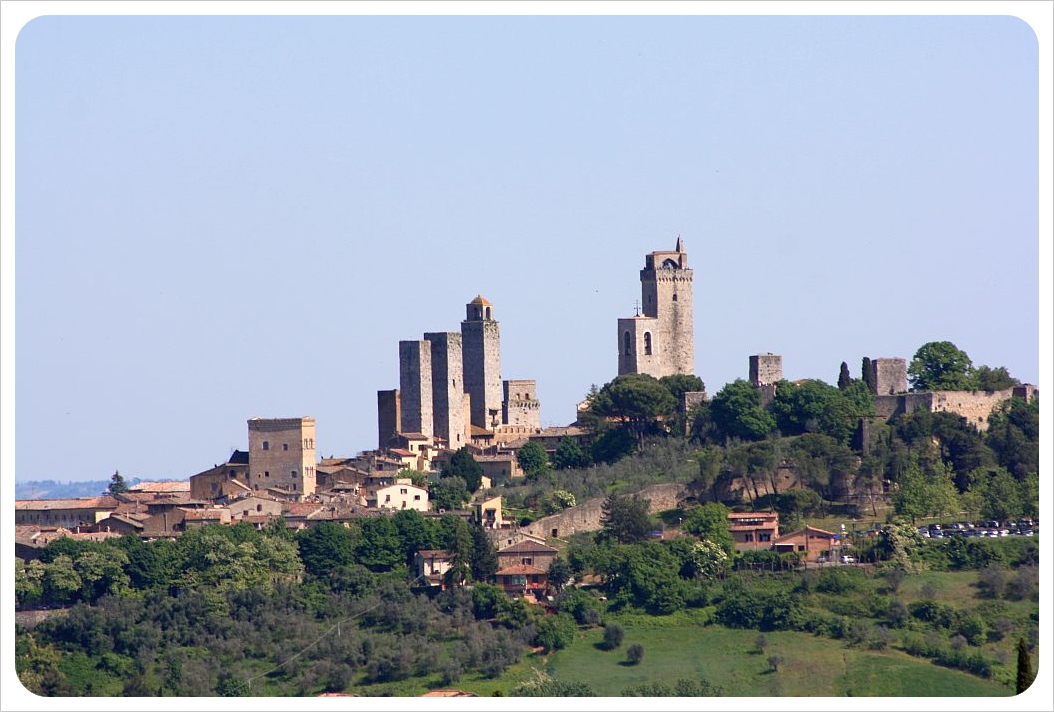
[{"left": 496, "top": 564, "right": 548, "bottom": 576}]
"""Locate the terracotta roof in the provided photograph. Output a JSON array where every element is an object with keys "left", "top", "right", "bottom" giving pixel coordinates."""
[
  {"left": 468, "top": 294, "right": 492, "bottom": 306},
  {"left": 421, "top": 690, "right": 477, "bottom": 697},
  {"left": 774, "top": 526, "right": 835, "bottom": 543},
  {"left": 390, "top": 448, "right": 415, "bottom": 457},
  {"left": 728, "top": 511, "right": 779, "bottom": 519},
  {"left": 181, "top": 509, "right": 226, "bottom": 521},
  {"left": 129, "top": 481, "right": 190, "bottom": 493},
  {"left": 15, "top": 496, "right": 120, "bottom": 511},
  {"left": 282, "top": 503, "right": 326, "bottom": 517},
  {"left": 496, "top": 564, "right": 547, "bottom": 576},
  {"left": 499, "top": 539, "right": 558, "bottom": 554},
  {"left": 416, "top": 549, "right": 452, "bottom": 558}
]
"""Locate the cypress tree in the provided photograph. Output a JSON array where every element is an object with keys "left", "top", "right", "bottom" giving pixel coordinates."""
[
  {"left": 838, "top": 362, "right": 852, "bottom": 390},
  {"left": 1016, "top": 636, "right": 1033, "bottom": 694},
  {"left": 862, "top": 357, "right": 877, "bottom": 394}
]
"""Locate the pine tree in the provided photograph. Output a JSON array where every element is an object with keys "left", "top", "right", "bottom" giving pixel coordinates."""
[{"left": 107, "top": 470, "right": 129, "bottom": 496}]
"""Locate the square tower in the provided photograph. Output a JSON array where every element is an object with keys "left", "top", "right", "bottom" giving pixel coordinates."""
[
  {"left": 871, "top": 357, "right": 908, "bottom": 395},
  {"left": 247, "top": 417, "right": 317, "bottom": 498},
  {"left": 503, "top": 379, "right": 541, "bottom": 429},
  {"left": 749, "top": 353, "right": 783, "bottom": 386},
  {"left": 461, "top": 295, "right": 503, "bottom": 429},
  {"left": 399, "top": 340, "right": 433, "bottom": 438},
  {"left": 424, "top": 332, "right": 468, "bottom": 448},
  {"left": 377, "top": 389, "right": 401, "bottom": 449},
  {"left": 617, "top": 237, "right": 694, "bottom": 378}
]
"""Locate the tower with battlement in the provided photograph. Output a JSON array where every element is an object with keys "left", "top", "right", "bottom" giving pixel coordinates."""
[
  {"left": 247, "top": 417, "right": 317, "bottom": 498},
  {"left": 617, "top": 237, "right": 695, "bottom": 378}
]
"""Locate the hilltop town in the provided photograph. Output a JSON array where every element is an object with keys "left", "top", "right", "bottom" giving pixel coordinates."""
[{"left": 15, "top": 239, "right": 1040, "bottom": 698}]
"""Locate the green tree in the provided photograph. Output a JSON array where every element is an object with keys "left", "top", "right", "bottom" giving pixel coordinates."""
[
  {"left": 42, "top": 555, "right": 82, "bottom": 605},
  {"left": 769, "top": 379, "right": 864, "bottom": 445},
  {"left": 355, "top": 516, "right": 404, "bottom": 572},
  {"left": 591, "top": 426, "right": 636, "bottom": 464},
  {"left": 15, "top": 558, "right": 45, "bottom": 608},
  {"left": 107, "top": 470, "right": 129, "bottom": 496},
  {"left": 971, "top": 466, "right": 1024, "bottom": 523},
  {"left": 516, "top": 441, "right": 549, "bottom": 479},
  {"left": 973, "top": 365, "right": 1019, "bottom": 391},
  {"left": 589, "top": 373, "right": 678, "bottom": 444},
  {"left": 392, "top": 509, "right": 437, "bottom": 565},
  {"left": 430, "top": 476, "right": 470, "bottom": 512},
  {"left": 626, "top": 643, "right": 645, "bottom": 665},
  {"left": 986, "top": 395, "right": 1039, "bottom": 480},
  {"left": 862, "top": 357, "right": 877, "bottom": 394},
  {"left": 908, "top": 341, "right": 975, "bottom": 391},
  {"left": 547, "top": 557, "right": 572, "bottom": 591},
  {"left": 443, "top": 447, "right": 483, "bottom": 493},
  {"left": 680, "top": 502, "right": 735, "bottom": 556},
  {"left": 73, "top": 548, "right": 130, "bottom": 603},
  {"left": 1016, "top": 637, "right": 1034, "bottom": 694},
  {"left": 838, "top": 362, "right": 852, "bottom": 390},
  {"left": 470, "top": 523, "right": 498, "bottom": 582},
  {"left": 541, "top": 489, "right": 576, "bottom": 515},
  {"left": 553, "top": 436, "right": 591, "bottom": 470},
  {"left": 296, "top": 521, "right": 355, "bottom": 578},
  {"left": 602, "top": 623, "right": 625, "bottom": 649},
  {"left": 600, "top": 494, "right": 653, "bottom": 545},
  {"left": 709, "top": 379, "right": 776, "bottom": 441}
]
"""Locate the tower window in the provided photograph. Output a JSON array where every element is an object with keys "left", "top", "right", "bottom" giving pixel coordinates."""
[
  {"left": 623, "top": 331, "right": 632, "bottom": 356},
  {"left": 673, "top": 293, "right": 678, "bottom": 302},
  {"left": 282, "top": 443, "right": 288, "bottom": 451},
  {"left": 262, "top": 441, "right": 269, "bottom": 451},
  {"left": 486, "top": 307, "right": 492, "bottom": 319},
  {"left": 644, "top": 332, "right": 653, "bottom": 356}
]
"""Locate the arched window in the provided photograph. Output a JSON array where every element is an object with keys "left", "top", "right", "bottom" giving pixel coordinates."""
[
  {"left": 485, "top": 307, "right": 492, "bottom": 320},
  {"left": 673, "top": 293, "right": 678, "bottom": 302},
  {"left": 662, "top": 258, "right": 678, "bottom": 269},
  {"left": 623, "top": 331, "right": 632, "bottom": 356},
  {"left": 644, "top": 332, "right": 653, "bottom": 355}
]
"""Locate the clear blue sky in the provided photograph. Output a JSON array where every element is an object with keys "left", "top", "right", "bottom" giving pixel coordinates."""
[{"left": 7, "top": 9, "right": 1049, "bottom": 484}]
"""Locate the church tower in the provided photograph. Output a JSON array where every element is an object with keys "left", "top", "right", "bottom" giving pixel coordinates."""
[
  {"left": 617, "top": 237, "right": 695, "bottom": 378},
  {"left": 461, "top": 295, "right": 503, "bottom": 429}
]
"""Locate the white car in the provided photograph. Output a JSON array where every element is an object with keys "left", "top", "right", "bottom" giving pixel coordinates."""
[{"left": 841, "top": 555, "right": 856, "bottom": 564}]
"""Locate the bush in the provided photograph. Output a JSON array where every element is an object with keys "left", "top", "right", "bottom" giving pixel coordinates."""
[
  {"left": 602, "top": 623, "right": 625, "bottom": 650},
  {"left": 626, "top": 643, "right": 645, "bottom": 665}
]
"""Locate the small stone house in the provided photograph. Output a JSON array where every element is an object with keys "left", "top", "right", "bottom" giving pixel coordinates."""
[{"left": 772, "top": 525, "right": 836, "bottom": 562}]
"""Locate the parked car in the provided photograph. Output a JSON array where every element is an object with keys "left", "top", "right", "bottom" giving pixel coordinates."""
[
  {"left": 816, "top": 556, "right": 828, "bottom": 564},
  {"left": 918, "top": 527, "right": 931, "bottom": 537},
  {"left": 841, "top": 555, "right": 856, "bottom": 564}
]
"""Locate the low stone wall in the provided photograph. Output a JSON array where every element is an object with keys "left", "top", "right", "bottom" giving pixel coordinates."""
[{"left": 520, "top": 482, "right": 688, "bottom": 539}]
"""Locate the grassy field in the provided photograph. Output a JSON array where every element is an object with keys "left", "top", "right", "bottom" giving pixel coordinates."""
[{"left": 532, "top": 620, "right": 1012, "bottom": 697}]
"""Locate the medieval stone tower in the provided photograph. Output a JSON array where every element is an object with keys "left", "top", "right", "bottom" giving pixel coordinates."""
[
  {"left": 461, "top": 295, "right": 503, "bottom": 429},
  {"left": 617, "top": 237, "right": 695, "bottom": 378},
  {"left": 398, "top": 340, "right": 433, "bottom": 438},
  {"left": 424, "top": 331, "right": 468, "bottom": 448},
  {"left": 247, "top": 417, "right": 317, "bottom": 498}
]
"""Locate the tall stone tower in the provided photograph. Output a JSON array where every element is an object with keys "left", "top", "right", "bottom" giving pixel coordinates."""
[
  {"left": 461, "top": 295, "right": 503, "bottom": 429},
  {"left": 399, "top": 340, "right": 433, "bottom": 438},
  {"left": 247, "top": 417, "right": 317, "bottom": 498},
  {"left": 502, "top": 379, "right": 541, "bottom": 429},
  {"left": 617, "top": 237, "right": 695, "bottom": 378},
  {"left": 424, "top": 331, "right": 468, "bottom": 448}
]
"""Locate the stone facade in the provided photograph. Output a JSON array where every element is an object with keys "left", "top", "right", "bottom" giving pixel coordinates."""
[
  {"left": 379, "top": 295, "right": 542, "bottom": 452},
  {"left": 749, "top": 353, "right": 783, "bottom": 386},
  {"left": 424, "top": 332, "right": 468, "bottom": 448},
  {"left": 519, "top": 483, "right": 687, "bottom": 539},
  {"left": 874, "top": 384, "right": 1038, "bottom": 432},
  {"left": 502, "top": 379, "right": 540, "bottom": 429},
  {"left": 398, "top": 340, "right": 433, "bottom": 438},
  {"left": 618, "top": 237, "right": 695, "bottom": 379},
  {"left": 870, "top": 357, "right": 907, "bottom": 395},
  {"left": 247, "top": 417, "right": 317, "bottom": 498},
  {"left": 376, "top": 389, "right": 400, "bottom": 449},
  {"left": 462, "top": 296, "right": 503, "bottom": 429}
]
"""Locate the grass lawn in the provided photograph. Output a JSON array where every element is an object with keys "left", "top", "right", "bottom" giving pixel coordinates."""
[{"left": 536, "top": 621, "right": 1011, "bottom": 697}]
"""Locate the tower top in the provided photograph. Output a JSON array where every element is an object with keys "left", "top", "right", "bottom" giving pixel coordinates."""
[
  {"left": 465, "top": 295, "right": 495, "bottom": 322},
  {"left": 675, "top": 235, "right": 684, "bottom": 252}
]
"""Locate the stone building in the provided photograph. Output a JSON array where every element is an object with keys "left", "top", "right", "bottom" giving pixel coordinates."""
[
  {"left": 378, "top": 295, "right": 542, "bottom": 454},
  {"left": 869, "top": 357, "right": 908, "bottom": 395},
  {"left": 617, "top": 237, "right": 695, "bottom": 378},
  {"left": 247, "top": 417, "right": 317, "bottom": 498}
]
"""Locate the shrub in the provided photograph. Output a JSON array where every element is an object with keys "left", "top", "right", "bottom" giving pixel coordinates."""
[
  {"left": 767, "top": 654, "right": 784, "bottom": 672},
  {"left": 626, "top": 643, "right": 645, "bottom": 665},
  {"left": 602, "top": 623, "right": 625, "bottom": 650}
]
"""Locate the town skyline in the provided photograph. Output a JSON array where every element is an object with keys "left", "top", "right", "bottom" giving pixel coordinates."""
[{"left": 8, "top": 10, "right": 1048, "bottom": 485}]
